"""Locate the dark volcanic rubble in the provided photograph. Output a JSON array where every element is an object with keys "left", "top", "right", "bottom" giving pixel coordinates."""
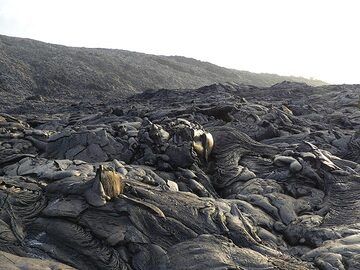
[{"left": 0, "top": 82, "right": 359, "bottom": 270}]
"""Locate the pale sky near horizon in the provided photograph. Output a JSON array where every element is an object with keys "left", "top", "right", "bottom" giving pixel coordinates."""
[{"left": 0, "top": 0, "right": 359, "bottom": 84}]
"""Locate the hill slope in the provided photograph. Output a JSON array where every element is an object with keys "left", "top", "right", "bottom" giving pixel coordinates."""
[{"left": 0, "top": 34, "right": 325, "bottom": 101}]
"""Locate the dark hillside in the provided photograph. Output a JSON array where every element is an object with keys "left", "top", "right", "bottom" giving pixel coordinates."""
[{"left": 0, "top": 34, "right": 326, "bottom": 104}]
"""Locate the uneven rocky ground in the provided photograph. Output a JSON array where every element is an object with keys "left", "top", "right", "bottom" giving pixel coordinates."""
[{"left": 0, "top": 81, "right": 359, "bottom": 269}]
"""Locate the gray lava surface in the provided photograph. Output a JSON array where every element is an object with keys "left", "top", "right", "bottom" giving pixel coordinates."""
[{"left": 0, "top": 81, "right": 359, "bottom": 270}]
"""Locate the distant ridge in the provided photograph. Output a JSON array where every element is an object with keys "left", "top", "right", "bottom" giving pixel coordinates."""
[{"left": 0, "top": 34, "right": 326, "bottom": 101}]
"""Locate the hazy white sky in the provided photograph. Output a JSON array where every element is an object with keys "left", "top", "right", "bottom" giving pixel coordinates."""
[{"left": 0, "top": 0, "right": 359, "bottom": 84}]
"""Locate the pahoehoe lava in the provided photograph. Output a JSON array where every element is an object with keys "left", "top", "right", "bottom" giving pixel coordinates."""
[{"left": 0, "top": 76, "right": 360, "bottom": 270}]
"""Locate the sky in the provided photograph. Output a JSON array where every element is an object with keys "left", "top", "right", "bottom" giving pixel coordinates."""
[{"left": 0, "top": 0, "right": 359, "bottom": 84}]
